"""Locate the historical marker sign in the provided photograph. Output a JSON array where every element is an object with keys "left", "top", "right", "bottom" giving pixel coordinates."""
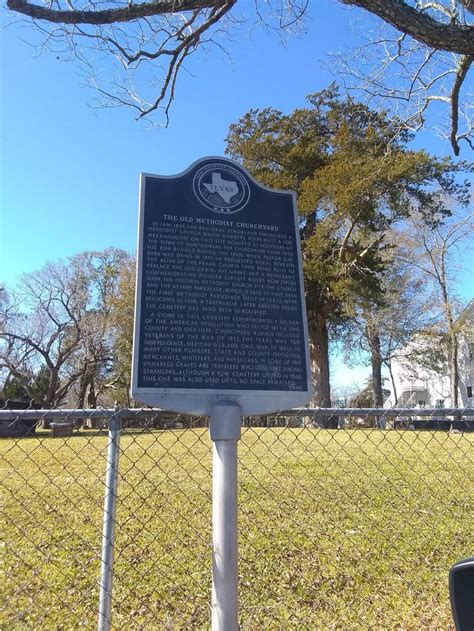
[{"left": 131, "top": 157, "right": 311, "bottom": 415}]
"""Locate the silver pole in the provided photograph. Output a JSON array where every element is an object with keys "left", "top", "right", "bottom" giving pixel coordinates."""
[
  {"left": 98, "top": 416, "right": 122, "bottom": 631},
  {"left": 209, "top": 402, "right": 241, "bottom": 631}
]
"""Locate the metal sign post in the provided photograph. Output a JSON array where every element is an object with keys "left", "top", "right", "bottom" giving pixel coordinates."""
[
  {"left": 131, "top": 156, "right": 312, "bottom": 629},
  {"left": 209, "top": 402, "right": 241, "bottom": 631},
  {"left": 97, "top": 417, "right": 122, "bottom": 631}
]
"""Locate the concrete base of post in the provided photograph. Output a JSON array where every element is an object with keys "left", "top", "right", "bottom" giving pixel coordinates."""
[{"left": 209, "top": 402, "right": 242, "bottom": 631}]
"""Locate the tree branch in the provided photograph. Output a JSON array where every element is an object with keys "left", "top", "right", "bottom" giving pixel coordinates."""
[
  {"left": 5, "top": 0, "right": 232, "bottom": 25},
  {"left": 1, "top": 331, "right": 55, "bottom": 368},
  {"left": 342, "top": 0, "right": 474, "bottom": 54},
  {"left": 450, "top": 53, "right": 473, "bottom": 154}
]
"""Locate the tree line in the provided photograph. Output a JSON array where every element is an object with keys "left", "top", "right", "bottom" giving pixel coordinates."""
[{"left": 1, "top": 88, "right": 472, "bottom": 409}]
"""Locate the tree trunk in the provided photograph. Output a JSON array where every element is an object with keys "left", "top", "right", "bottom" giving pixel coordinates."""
[
  {"left": 310, "top": 312, "right": 331, "bottom": 407},
  {"left": 77, "top": 374, "right": 88, "bottom": 408},
  {"left": 441, "top": 281, "right": 459, "bottom": 408},
  {"left": 387, "top": 359, "right": 398, "bottom": 406},
  {"left": 370, "top": 334, "right": 384, "bottom": 408},
  {"left": 87, "top": 376, "right": 97, "bottom": 408},
  {"left": 449, "top": 331, "right": 459, "bottom": 407},
  {"left": 45, "top": 369, "right": 59, "bottom": 408}
]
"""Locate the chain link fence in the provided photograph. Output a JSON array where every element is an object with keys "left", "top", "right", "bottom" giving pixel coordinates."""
[{"left": 1, "top": 404, "right": 473, "bottom": 629}]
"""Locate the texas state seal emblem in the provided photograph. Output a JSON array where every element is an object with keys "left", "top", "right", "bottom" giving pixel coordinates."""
[{"left": 193, "top": 162, "right": 250, "bottom": 213}]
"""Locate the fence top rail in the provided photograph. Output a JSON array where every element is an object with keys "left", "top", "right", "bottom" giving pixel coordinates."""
[
  {"left": 0, "top": 407, "right": 473, "bottom": 421},
  {"left": 288, "top": 408, "right": 474, "bottom": 417}
]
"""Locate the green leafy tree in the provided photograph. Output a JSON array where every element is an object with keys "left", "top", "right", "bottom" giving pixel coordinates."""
[
  {"left": 226, "top": 86, "right": 470, "bottom": 405},
  {"left": 107, "top": 256, "right": 137, "bottom": 405},
  {"left": 1, "top": 364, "right": 51, "bottom": 403},
  {"left": 349, "top": 379, "right": 390, "bottom": 409},
  {"left": 1, "top": 375, "right": 30, "bottom": 402}
]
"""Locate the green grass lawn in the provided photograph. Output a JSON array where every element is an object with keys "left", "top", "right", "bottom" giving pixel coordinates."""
[{"left": 1, "top": 427, "right": 473, "bottom": 630}]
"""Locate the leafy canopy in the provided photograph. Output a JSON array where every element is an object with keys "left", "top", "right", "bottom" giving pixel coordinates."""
[{"left": 226, "top": 86, "right": 471, "bottom": 327}]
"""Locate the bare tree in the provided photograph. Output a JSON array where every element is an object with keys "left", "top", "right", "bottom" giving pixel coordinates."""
[
  {"left": 4, "top": 0, "right": 241, "bottom": 123},
  {"left": 5, "top": 1, "right": 473, "bottom": 149},
  {"left": 0, "top": 260, "right": 90, "bottom": 407},
  {"left": 338, "top": 1, "right": 474, "bottom": 155},
  {"left": 74, "top": 248, "right": 133, "bottom": 407},
  {"left": 0, "top": 248, "right": 129, "bottom": 408},
  {"left": 66, "top": 248, "right": 131, "bottom": 407},
  {"left": 396, "top": 209, "right": 474, "bottom": 406},
  {"left": 341, "top": 260, "right": 434, "bottom": 407}
]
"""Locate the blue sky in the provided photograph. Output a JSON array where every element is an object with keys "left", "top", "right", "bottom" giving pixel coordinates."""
[
  {"left": 0, "top": 2, "right": 358, "bottom": 280},
  {"left": 0, "top": 0, "right": 472, "bottom": 391},
  {"left": 1, "top": 2, "right": 355, "bottom": 279}
]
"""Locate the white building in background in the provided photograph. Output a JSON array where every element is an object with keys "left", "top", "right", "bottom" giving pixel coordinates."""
[{"left": 385, "top": 301, "right": 474, "bottom": 409}]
